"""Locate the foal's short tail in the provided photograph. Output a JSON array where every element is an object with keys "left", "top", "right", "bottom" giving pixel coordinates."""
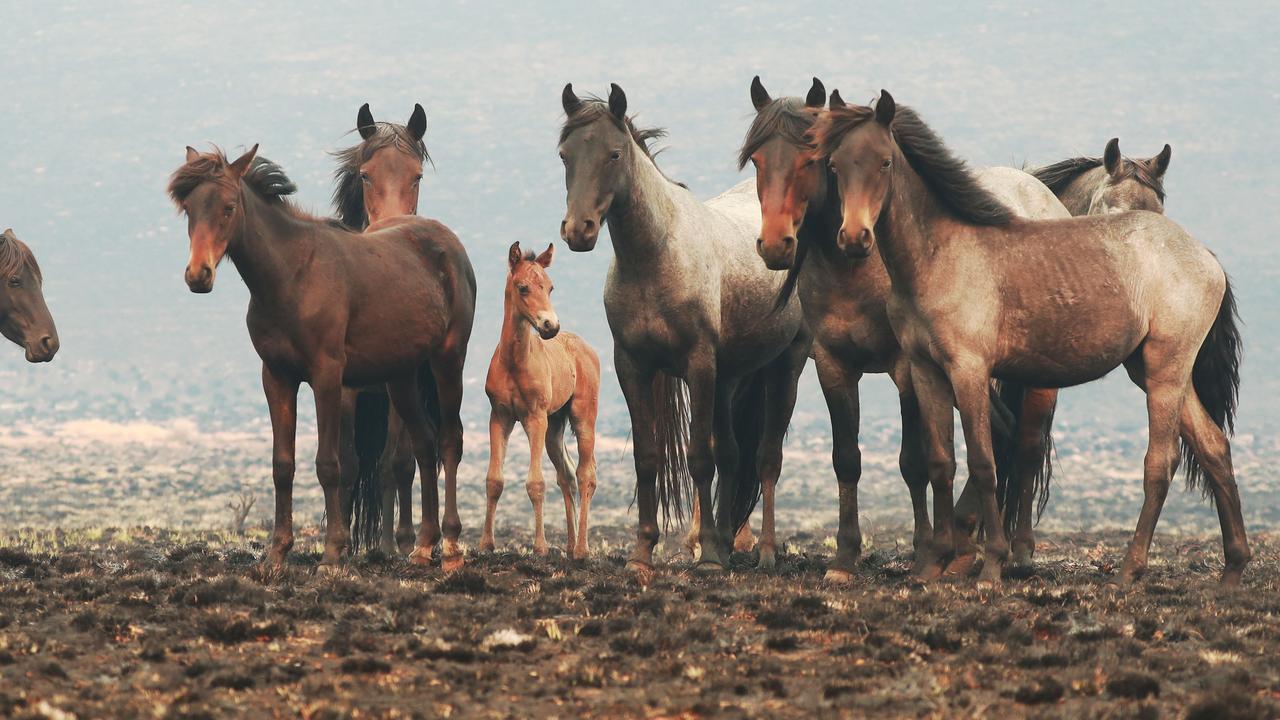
[
  {"left": 351, "top": 389, "right": 391, "bottom": 553},
  {"left": 993, "top": 381, "right": 1055, "bottom": 535},
  {"left": 1183, "top": 278, "right": 1242, "bottom": 501},
  {"left": 653, "top": 372, "right": 692, "bottom": 528}
]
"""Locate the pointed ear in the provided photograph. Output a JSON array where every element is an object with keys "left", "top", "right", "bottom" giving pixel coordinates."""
[
  {"left": 562, "top": 83, "right": 582, "bottom": 116},
  {"left": 407, "top": 103, "right": 427, "bottom": 141},
  {"left": 0, "top": 228, "right": 13, "bottom": 243},
  {"left": 750, "top": 75, "right": 771, "bottom": 112},
  {"left": 357, "top": 103, "right": 377, "bottom": 140},
  {"left": 1104, "top": 137, "right": 1123, "bottom": 177},
  {"left": 535, "top": 243, "right": 554, "bottom": 268},
  {"left": 1151, "top": 143, "right": 1172, "bottom": 177},
  {"left": 874, "top": 90, "right": 896, "bottom": 126},
  {"left": 186, "top": 146, "right": 201, "bottom": 163},
  {"left": 608, "top": 83, "right": 627, "bottom": 120},
  {"left": 805, "top": 77, "right": 826, "bottom": 108},
  {"left": 228, "top": 144, "right": 259, "bottom": 178},
  {"left": 508, "top": 241, "right": 523, "bottom": 269},
  {"left": 829, "top": 89, "right": 846, "bottom": 109}
]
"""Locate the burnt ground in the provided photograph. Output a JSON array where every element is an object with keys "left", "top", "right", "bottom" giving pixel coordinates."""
[{"left": 1, "top": 526, "right": 1279, "bottom": 719}]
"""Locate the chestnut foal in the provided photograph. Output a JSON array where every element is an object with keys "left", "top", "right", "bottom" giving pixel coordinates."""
[{"left": 481, "top": 242, "right": 600, "bottom": 559}]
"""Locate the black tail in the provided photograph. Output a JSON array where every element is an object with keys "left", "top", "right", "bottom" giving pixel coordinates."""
[
  {"left": 653, "top": 372, "right": 692, "bottom": 528},
  {"left": 717, "top": 370, "right": 770, "bottom": 533},
  {"left": 1183, "top": 279, "right": 1242, "bottom": 501},
  {"left": 350, "top": 389, "right": 390, "bottom": 553},
  {"left": 993, "top": 381, "right": 1055, "bottom": 535}
]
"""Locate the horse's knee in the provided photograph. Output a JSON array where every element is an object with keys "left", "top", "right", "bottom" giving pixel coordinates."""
[
  {"left": 833, "top": 443, "right": 862, "bottom": 486},
  {"left": 272, "top": 457, "right": 295, "bottom": 486},
  {"left": 927, "top": 457, "right": 956, "bottom": 488},
  {"left": 315, "top": 457, "right": 341, "bottom": 490},
  {"left": 688, "top": 447, "right": 715, "bottom": 487}
]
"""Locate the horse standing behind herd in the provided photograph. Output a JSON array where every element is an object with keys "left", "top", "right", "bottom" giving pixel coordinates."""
[{"left": 1, "top": 75, "right": 1247, "bottom": 589}]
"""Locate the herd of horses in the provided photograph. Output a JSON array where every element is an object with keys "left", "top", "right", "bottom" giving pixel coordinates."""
[{"left": 0, "top": 76, "right": 1245, "bottom": 587}]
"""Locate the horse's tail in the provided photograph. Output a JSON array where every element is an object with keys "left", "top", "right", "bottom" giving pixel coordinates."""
[
  {"left": 350, "top": 389, "right": 391, "bottom": 553},
  {"left": 653, "top": 372, "right": 692, "bottom": 527},
  {"left": 719, "top": 370, "right": 770, "bottom": 533},
  {"left": 993, "top": 381, "right": 1055, "bottom": 535},
  {"left": 1183, "top": 277, "right": 1242, "bottom": 502}
]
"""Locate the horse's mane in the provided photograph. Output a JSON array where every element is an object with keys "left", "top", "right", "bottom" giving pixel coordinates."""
[
  {"left": 1031, "top": 154, "right": 1166, "bottom": 202},
  {"left": 168, "top": 149, "right": 298, "bottom": 207},
  {"left": 0, "top": 231, "right": 41, "bottom": 281},
  {"left": 738, "top": 97, "right": 820, "bottom": 170},
  {"left": 331, "top": 123, "right": 431, "bottom": 230},
  {"left": 811, "top": 103, "right": 1013, "bottom": 226},
  {"left": 560, "top": 98, "right": 687, "bottom": 188}
]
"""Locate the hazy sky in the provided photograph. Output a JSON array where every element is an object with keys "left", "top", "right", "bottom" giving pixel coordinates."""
[{"left": 1, "top": 1, "right": 1276, "bottom": 439}]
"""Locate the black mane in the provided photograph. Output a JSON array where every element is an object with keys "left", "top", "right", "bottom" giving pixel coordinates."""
[
  {"left": 1032, "top": 155, "right": 1166, "bottom": 202},
  {"left": 559, "top": 98, "right": 686, "bottom": 188},
  {"left": 0, "top": 230, "right": 40, "bottom": 281},
  {"left": 168, "top": 149, "right": 297, "bottom": 206},
  {"left": 331, "top": 123, "right": 431, "bottom": 230},
  {"left": 738, "top": 97, "right": 819, "bottom": 170}
]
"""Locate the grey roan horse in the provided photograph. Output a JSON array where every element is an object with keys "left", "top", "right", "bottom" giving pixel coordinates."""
[
  {"left": 0, "top": 228, "right": 58, "bottom": 363},
  {"left": 814, "top": 92, "right": 1246, "bottom": 585},
  {"left": 558, "top": 83, "right": 811, "bottom": 572},
  {"left": 741, "top": 78, "right": 1063, "bottom": 579}
]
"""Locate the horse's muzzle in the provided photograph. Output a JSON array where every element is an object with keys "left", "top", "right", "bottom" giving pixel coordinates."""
[
  {"left": 756, "top": 235, "right": 796, "bottom": 271},
  {"left": 561, "top": 217, "right": 599, "bottom": 252},
  {"left": 25, "top": 334, "right": 58, "bottom": 363},
  {"left": 185, "top": 265, "right": 215, "bottom": 293}
]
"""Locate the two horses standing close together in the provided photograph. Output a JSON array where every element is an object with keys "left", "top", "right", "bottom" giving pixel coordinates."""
[{"left": 154, "top": 76, "right": 1244, "bottom": 587}]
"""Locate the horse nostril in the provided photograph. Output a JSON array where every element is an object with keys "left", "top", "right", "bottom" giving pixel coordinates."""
[
  {"left": 200, "top": 266, "right": 212, "bottom": 282},
  {"left": 40, "top": 336, "right": 55, "bottom": 353},
  {"left": 856, "top": 229, "right": 870, "bottom": 244},
  {"left": 756, "top": 238, "right": 764, "bottom": 251},
  {"left": 583, "top": 219, "right": 596, "bottom": 231},
  {"left": 838, "top": 229, "right": 850, "bottom": 245},
  {"left": 782, "top": 236, "right": 795, "bottom": 249}
]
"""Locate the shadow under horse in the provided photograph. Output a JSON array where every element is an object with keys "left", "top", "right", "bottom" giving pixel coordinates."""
[{"left": 170, "top": 146, "right": 475, "bottom": 570}]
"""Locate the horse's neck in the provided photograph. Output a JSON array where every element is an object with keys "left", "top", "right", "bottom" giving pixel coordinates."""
[
  {"left": 228, "top": 192, "right": 315, "bottom": 306},
  {"left": 798, "top": 184, "right": 850, "bottom": 284},
  {"left": 498, "top": 292, "right": 535, "bottom": 369},
  {"left": 606, "top": 154, "right": 685, "bottom": 277},
  {"left": 1060, "top": 167, "right": 1106, "bottom": 216},
  {"left": 878, "top": 158, "right": 957, "bottom": 294}
]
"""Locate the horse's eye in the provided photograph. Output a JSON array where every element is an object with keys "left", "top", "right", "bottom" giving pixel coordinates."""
[
  {"left": 360, "top": 172, "right": 370, "bottom": 183},
  {"left": 549, "top": 285, "right": 554, "bottom": 295},
  {"left": 518, "top": 285, "right": 529, "bottom": 296},
  {"left": 559, "top": 152, "right": 567, "bottom": 164},
  {"left": 414, "top": 175, "right": 423, "bottom": 185},
  {"left": 7, "top": 276, "right": 19, "bottom": 288},
  {"left": 223, "top": 204, "right": 236, "bottom": 218},
  {"left": 882, "top": 159, "right": 892, "bottom": 169},
  {"left": 609, "top": 150, "right": 622, "bottom": 162},
  {"left": 828, "top": 163, "right": 838, "bottom": 175}
]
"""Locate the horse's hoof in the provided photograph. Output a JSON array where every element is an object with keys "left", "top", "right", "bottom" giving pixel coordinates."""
[
  {"left": 693, "top": 560, "right": 727, "bottom": 575},
  {"left": 477, "top": 539, "right": 495, "bottom": 553},
  {"left": 533, "top": 545, "right": 550, "bottom": 557},
  {"left": 408, "top": 548, "right": 434, "bottom": 566},
  {"left": 944, "top": 553, "right": 980, "bottom": 578},
  {"left": 977, "top": 561, "right": 1003, "bottom": 586},
  {"left": 441, "top": 553, "right": 465, "bottom": 573},
  {"left": 757, "top": 548, "right": 777, "bottom": 571},
  {"left": 824, "top": 568, "right": 855, "bottom": 585},
  {"left": 316, "top": 562, "right": 345, "bottom": 577},
  {"left": 625, "top": 560, "right": 655, "bottom": 585},
  {"left": 913, "top": 557, "right": 946, "bottom": 583},
  {"left": 734, "top": 534, "right": 757, "bottom": 554}
]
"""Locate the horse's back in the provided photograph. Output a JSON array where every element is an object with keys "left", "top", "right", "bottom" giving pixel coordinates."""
[{"left": 978, "top": 167, "right": 1071, "bottom": 221}]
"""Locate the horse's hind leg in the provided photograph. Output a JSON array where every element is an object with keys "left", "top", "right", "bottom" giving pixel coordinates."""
[
  {"left": 311, "top": 366, "right": 351, "bottom": 569},
  {"left": 1120, "top": 349, "right": 1189, "bottom": 585},
  {"left": 523, "top": 411, "right": 551, "bottom": 556},
  {"left": 338, "top": 389, "right": 360, "bottom": 532},
  {"left": 390, "top": 418, "right": 417, "bottom": 554},
  {"left": 430, "top": 353, "right": 467, "bottom": 572},
  {"left": 754, "top": 332, "right": 810, "bottom": 570},
  {"left": 386, "top": 375, "right": 442, "bottom": 567},
  {"left": 891, "top": 361, "right": 933, "bottom": 573},
  {"left": 569, "top": 396, "right": 599, "bottom": 560},
  {"left": 1011, "top": 388, "right": 1057, "bottom": 567},
  {"left": 480, "top": 409, "right": 515, "bottom": 553},
  {"left": 545, "top": 411, "right": 578, "bottom": 554},
  {"left": 1179, "top": 388, "right": 1251, "bottom": 586}
]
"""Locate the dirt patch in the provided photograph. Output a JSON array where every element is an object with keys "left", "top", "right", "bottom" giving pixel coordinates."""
[{"left": 1, "top": 527, "right": 1278, "bottom": 718}]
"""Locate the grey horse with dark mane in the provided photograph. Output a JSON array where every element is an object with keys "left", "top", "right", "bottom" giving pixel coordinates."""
[
  {"left": 558, "top": 83, "right": 811, "bottom": 573},
  {"left": 814, "top": 92, "right": 1246, "bottom": 585}
]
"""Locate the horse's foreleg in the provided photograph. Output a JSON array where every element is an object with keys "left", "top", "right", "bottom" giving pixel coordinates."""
[
  {"left": 909, "top": 360, "right": 958, "bottom": 581},
  {"left": 569, "top": 400, "right": 598, "bottom": 561},
  {"left": 692, "top": 365, "right": 726, "bottom": 570},
  {"left": 754, "top": 332, "right": 809, "bottom": 570},
  {"left": 544, "top": 413, "right": 578, "bottom": 555},
  {"left": 891, "top": 362, "right": 933, "bottom": 568},
  {"left": 480, "top": 409, "right": 514, "bottom": 553},
  {"left": 817, "top": 349, "right": 864, "bottom": 582},
  {"left": 950, "top": 363, "right": 1007, "bottom": 584},
  {"left": 523, "top": 411, "right": 551, "bottom": 556},
  {"left": 615, "top": 349, "right": 659, "bottom": 573},
  {"left": 311, "top": 366, "right": 349, "bottom": 568},
  {"left": 1012, "top": 388, "right": 1057, "bottom": 567},
  {"left": 262, "top": 365, "right": 300, "bottom": 569}
]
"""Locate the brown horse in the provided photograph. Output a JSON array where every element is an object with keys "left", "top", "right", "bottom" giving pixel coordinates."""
[
  {"left": 741, "top": 78, "right": 1060, "bottom": 579},
  {"left": 0, "top": 229, "right": 58, "bottom": 363},
  {"left": 481, "top": 242, "right": 601, "bottom": 558},
  {"left": 813, "top": 92, "right": 1246, "bottom": 585},
  {"left": 170, "top": 146, "right": 475, "bottom": 570},
  {"left": 331, "top": 102, "right": 432, "bottom": 554},
  {"left": 984, "top": 138, "right": 1175, "bottom": 563}
]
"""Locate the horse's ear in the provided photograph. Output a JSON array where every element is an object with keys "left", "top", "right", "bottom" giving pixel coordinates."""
[
  {"left": 407, "top": 103, "right": 427, "bottom": 141},
  {"left": 508, "top": 241, "right": 523, "bottom": 269},
  {"left": 1104, "top": 137, "right": 1123, "bottom": 178},
  {"left": 0, "top": 229, "right": 12, "bottom": 243},
  {"left": 536, "top": 243, "right": 554, "bottom": 268},
  {"left": 1151, "top": 143, "right": 1172, "bottom": 177},
  {"left": 608, "top": 83, "right": 627, "bottom": 120},
  {"left": 562, "top": 83, "right": 582, "bottom": 116},
  {"left": 185, "top": 146, "right": 200, "bottom": 163},
  {"left": 228, "top": 144, "right": 259, "bottom": 178},
  {"left": 874, "top": 90, "right": 896, "bottom": 126},
  {"left": 750, "top": 76, "right": 772, "bottom": 112},
  {"left": 805, "top": 77, "right": 826, "bottom": 108},
  {"left": 357, "top": 103, "right": 377, "bottom": 140},
  {"left": 829, "top": 89, "right": 846, "bottom": 109}
]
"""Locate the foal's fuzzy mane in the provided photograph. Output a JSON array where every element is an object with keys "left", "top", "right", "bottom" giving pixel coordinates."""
[
  {"left": 738, "top": 97, "right": 821, "bottom": 170},
  {"left": 0, "top": 231, "right": 41, "bottom": 281},
  {"left": 1032, "top": 154, "right": 1166, "bottom": 202},
  {"left": 560, "top": 98, "right": 687, "bottom": 188},
  {"left": 331, "top": 123, "right": 431, "bottom": 230},
  {"left": 810, "top": 103, "right": 1013, "bottom": 226}
]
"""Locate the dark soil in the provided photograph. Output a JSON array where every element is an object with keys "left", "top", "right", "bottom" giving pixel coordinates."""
[{"left": 2, "top": 527, "right": 1279, "bottom": 718}]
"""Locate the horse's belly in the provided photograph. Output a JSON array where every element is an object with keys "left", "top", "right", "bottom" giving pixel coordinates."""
[{"left": 997, "top": 323, "right": 1143, "bottom": 389}]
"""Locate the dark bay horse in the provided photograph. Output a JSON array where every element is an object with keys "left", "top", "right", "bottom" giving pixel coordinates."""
[
  {"left": 331, "top": 102, "right": 432, "bottom": 554},
  {"left": 170, "top": 146, "right": 475, "bottom": 570},
  {"left": 0, "top": 229, "right": 59, "bottom": 362},
  {"left": 814, "top": 92, "right": 1246, "bottom": 585},
  {"left": 559, "top": 83, "right": 811, "bottom": 572},
  {"left": 741, "top": 78, "right": 1060, "bottom": 579},
  {"left": 482, "top": 242, "right": 601, "bottom": 558}
]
